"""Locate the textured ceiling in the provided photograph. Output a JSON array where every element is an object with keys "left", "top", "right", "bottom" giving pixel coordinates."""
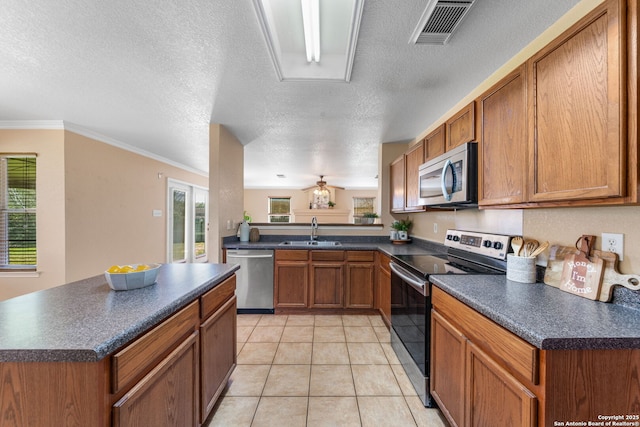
[{"left": 0, "top": 0, "right": 582, "bottom": 189}]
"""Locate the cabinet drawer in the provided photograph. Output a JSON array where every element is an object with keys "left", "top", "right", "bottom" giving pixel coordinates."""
[
  {"left": 276, "top": 250, "right": 309, "bottom": 261},
  {"left": 311, "top": 250, "right": 345, "bottom": 262},
  {"left": 112, "top": 331, "right": 199, "bottom": 427},
  {"left": 111, "top": 300, "right": 199, "bottom": 394},
  {"left": 432, "top": 287, "right": 538, "bottom": 384},
  {"left": 346, "top": 250, "right": 375, "bottom": 262},
  {"left": 201, "top": 275, "right": 236, "bottom": 319}
]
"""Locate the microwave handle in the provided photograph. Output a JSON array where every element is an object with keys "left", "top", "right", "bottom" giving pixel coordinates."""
[{"left": 441, "top": 159, "right": 454, "bottom": 201}]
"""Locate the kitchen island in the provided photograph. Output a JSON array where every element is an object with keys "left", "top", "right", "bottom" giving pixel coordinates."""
[{"left": 0, "top": 263, "right": 239, "bottom": 427}]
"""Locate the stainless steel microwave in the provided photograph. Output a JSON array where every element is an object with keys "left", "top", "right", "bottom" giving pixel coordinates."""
[{"left": 418, "top": 142, "right": 478, "bottom": 207}]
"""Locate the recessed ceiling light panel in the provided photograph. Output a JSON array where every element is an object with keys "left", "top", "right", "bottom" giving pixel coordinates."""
[{"left": 253, "top": 0, "right": 364, "bottom": 82}]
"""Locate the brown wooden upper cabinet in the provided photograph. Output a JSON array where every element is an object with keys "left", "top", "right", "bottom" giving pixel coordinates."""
[
  {"left": 477, "top": 64, "right": 528, "bottom": 206},
  {"left": 424, "top": 123, "right": 446, "bottom": 162},
  {"left": 446, "top": 102, "right": 475, "bottom": 151},
  {"left": 404, "top": 142, "right": 426, "bottom": 211},
  {"left": 390, "top": 146, "right": 426, "bottom": 214},
  {"left": 390, "top": 155, "right": 406, "bottom": 213},
  {"left": 527, "top": 0, "right": 626, "bottom": 203},
  {"left": 476, "top": 0, "right": 637, "bottom": 208}
]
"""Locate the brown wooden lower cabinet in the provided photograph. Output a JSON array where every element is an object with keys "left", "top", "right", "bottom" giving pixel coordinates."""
[
  {"left": 113, "top": 331, "right": 200, "bottom": 427},
  {"left": 376, "top": 253, "right": 391, "bottom": 325},
  {"left": 310, "top": 262, "right": 344, "bottom": 308},
  {"left": 345, "top": 251, "right": 375, "bottom": 309},
  {"left": 274, "top": 250, "right": 309, "bottom": 309},
  {"left": 431, "top": 311, "right": 466, "bottom": 427},
  {"left": 431, "top": 292, "right": 537, "bottom": 427},
  {"left": 0, "top": 275, "right": 237, "bottom": 427},
  {"left": 466, "top": 341, "right": 537, "bottom": 427},
  {"left": 199, "top": 293, "right": 237, "bottom": 423},
  {"left": 431, "top": 286, "right": 640, "bottom": 427},
  {"left": 275, "top": 250, "right": 377, "bottom": 311}
]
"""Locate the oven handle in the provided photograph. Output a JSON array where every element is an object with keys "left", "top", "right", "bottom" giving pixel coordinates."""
[{"left": 390, "top": 262, "right": 427, "bottom": 296}]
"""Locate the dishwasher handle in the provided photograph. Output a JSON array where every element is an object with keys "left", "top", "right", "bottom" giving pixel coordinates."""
[{"left": 226, "top": 252, "right": 274, "bottom": 259}]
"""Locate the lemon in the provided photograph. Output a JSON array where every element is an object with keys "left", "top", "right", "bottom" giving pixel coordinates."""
[
  {"left": 119, "top": 265, "right": 134, "bottom": 273},
  {"left": 135, "top": 264, "right": 149, "bottom": 272},
  {"left": 107, "top": 265, "right": 122, "bottom": 273}
]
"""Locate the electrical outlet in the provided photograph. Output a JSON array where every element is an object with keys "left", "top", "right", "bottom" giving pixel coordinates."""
[
  {"left": 434, "top": 223, "right": 438, "bottom": 233},
  {"left": 602, "top": 233, "right": 624, "bottom": 261}
]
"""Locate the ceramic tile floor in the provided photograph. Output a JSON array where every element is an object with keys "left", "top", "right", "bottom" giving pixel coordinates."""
[{"left": 204, "top": 314, "right": 448, "bottom": 427}]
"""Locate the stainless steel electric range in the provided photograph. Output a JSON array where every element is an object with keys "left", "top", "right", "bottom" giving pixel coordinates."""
[{"left": 389, "top": 229, "right": 512, "bottom": 407}]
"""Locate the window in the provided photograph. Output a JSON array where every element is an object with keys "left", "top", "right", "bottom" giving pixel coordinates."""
[
  {"left": 268, "top": 197, "right": 291, "bottom": 223},
  {"left": 353, "top": 197, "right": 375, "bottom": 224},
  {"left": 167, "top": 179, "right": 208, "bottom": 263},
  {"left": 1, "top": 155, "right": 36, "bottom": 269}
]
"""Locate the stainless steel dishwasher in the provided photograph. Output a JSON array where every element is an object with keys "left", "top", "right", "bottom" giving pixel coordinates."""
[{"left": 226, "top": 249, "right": 274, "bottom": 313}]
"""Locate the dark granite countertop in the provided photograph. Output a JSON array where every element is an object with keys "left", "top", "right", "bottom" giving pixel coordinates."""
[
  {"left": 227, "top": 235, "right": 640, "bottom": 351},
  {"left": 430, "top": 275, "right": 640, "bottom": 350},
  {"left": 223, "top": 235, "right": 444, "bottom": 257},
  {"left": 0, "top": 263, "right": 239, "bottom": 362}
]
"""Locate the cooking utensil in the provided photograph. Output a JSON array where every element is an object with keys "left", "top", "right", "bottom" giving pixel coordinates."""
[
  {"left": 524, "top": 239, "right": 539, "bottom": 257},
  {"left": 529, "top": 241, "right": 549, "bottom": 258},
  {"left": 511, "top": 236, "right": 524, "bottom": 256}
]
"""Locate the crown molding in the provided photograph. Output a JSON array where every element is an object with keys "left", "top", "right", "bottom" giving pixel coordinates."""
[{"left": 0, "top": 120, "right": 207, "bottom": 177}]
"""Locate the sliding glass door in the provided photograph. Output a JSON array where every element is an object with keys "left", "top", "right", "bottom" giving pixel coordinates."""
[{"left": 168, "top": 179, "right": 208, "bottom": 263}]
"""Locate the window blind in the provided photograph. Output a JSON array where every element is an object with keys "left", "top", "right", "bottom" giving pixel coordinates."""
[{"left": 0, "top": 155, "right": 37, "bottom": 267}]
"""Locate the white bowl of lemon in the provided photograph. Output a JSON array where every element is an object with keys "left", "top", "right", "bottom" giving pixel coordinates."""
[{"left": 105, "top": 263, "right": 161, "bottom": 291}]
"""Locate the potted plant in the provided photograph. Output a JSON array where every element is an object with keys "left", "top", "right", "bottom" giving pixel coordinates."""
[
  {"left": 362, "top": 212, "right": 379, "bottom": 224},
  {"left": 391, "top": 217, "right": 413, "bottom": 240},
  {"left": 328, "top": 201, "right": 335, "bottom": 208}
]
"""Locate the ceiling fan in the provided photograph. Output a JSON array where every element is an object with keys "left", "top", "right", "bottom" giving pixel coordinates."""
[{"left": 302, "top": 175, "right": 345, "bottom": 192}]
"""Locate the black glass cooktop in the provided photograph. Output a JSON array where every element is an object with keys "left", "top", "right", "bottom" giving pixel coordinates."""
[{"left": 393, "top": 253, "right": 505, "bottom": 279}]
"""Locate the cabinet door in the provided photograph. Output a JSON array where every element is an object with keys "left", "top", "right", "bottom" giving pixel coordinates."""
[
  {"left": 424, "top": 124, "right": 446, "bottom": 161},
  {"left": 274, "top": 261, "right": 309, "bottom": 308},
  {"left": 478, "top": 64, "right": 528, "bottom": 206},
  {"left": 404, "top": 142, "right": 426, "bottom": 211},
  {"left": 377, "top": 254, "right": 391, "bottom": 325},
  {"left": 466, "top": 341, "right": 537, "bottom": 427},
  {"left": 446, "top": 102, "right": 475, "bottom": 151},
  {"left": 390, "top": 155, "right": 406, "bottom": 213},
  {"left": 431, "top": 311, "right": 466, "bottom": 427},
  {"left": 113, "top": 332, "right": 199, "bottom": 427},
  {"left": 345, "top": 263, "right": 375, "bottom": 309},
  {"left": 528, "top": 0, "right": 624, "bottom": 202},
  {"left": 309, "top": 263, "right": 344, "bottom": 308},
  {"left": 200, "top": 296, "right": 237, "bottom": 423}
]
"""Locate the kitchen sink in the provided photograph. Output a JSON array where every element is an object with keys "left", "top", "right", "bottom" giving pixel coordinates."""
[{"left": 279, "top": 241, "right": 342, "bottom": 247}]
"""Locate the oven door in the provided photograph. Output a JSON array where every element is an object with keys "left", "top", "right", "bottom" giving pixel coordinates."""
[{"left": 389, "top": 262, "right": 432, "bottom": 406}]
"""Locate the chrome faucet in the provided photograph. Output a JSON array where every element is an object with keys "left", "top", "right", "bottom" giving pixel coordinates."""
[{"left": 310, "top": 216, "right": 318, "bottom": 240}]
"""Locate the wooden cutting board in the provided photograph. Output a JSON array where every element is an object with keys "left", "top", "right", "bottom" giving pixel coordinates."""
[
  {"left": 544, "top": 245, "right": 640, "bottom": 302},
  {"left": 548, "top": 235, "right": 602, "bottom": 300}
]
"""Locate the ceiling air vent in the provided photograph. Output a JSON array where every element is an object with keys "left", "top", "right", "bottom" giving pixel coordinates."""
[{"left": 410, "top": 0, "right": 475, "bottom": 45}]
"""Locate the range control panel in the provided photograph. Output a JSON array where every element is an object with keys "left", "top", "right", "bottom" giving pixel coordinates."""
[{"left": 444, "top": 229, "right": 512, "bottom": 260}]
